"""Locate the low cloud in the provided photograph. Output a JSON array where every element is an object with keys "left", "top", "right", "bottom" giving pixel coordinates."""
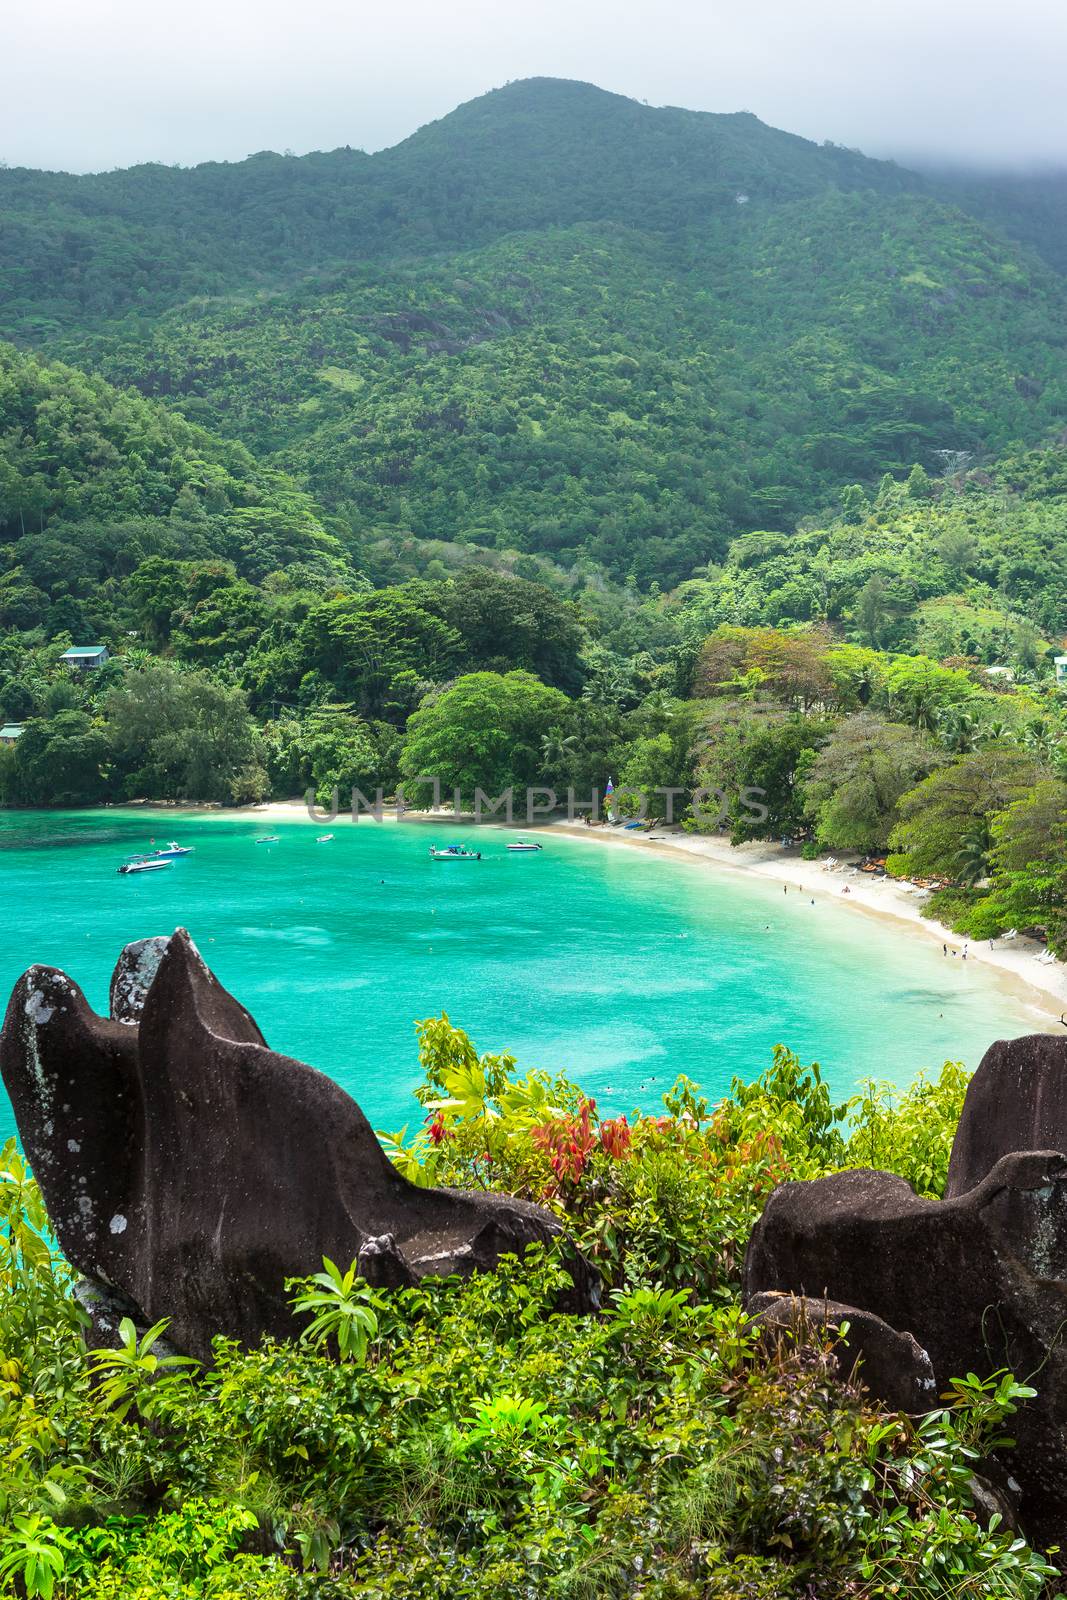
[{"left": 2, "top": 0, "right": 1064, "bottom": 173}]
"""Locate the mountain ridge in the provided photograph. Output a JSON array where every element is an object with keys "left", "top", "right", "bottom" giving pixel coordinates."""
[
  {"left": 0, "top": 76, "right": 935, "bottom": 336},
  {"left": 1, "top": 76, "right": 909, "bottom": 179}
]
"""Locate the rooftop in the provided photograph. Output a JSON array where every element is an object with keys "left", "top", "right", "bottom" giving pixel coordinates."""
[{"left": 59, "top": 645, "right": 108, "bottom": 660}]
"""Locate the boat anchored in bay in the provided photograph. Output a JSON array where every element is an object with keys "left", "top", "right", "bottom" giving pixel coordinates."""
[{"left": 118, "top": 858, "right": 171, "bottom": 876}]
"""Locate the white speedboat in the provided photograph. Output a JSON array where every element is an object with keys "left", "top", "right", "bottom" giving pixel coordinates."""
[
  {"left": 429, "top": 844, "right": 482, "bottom": 860},
  {"left": 254, "top": 836, "right": 280, "bottom": 844},
  {"left": 316, "top": 834, "right": 334, "bottom": 842},
  {"left": 118, "top": 858, "right": 171, "bottom": 875},
  {"left": 506, "top": 839, "right": 543, "bottom": 852},
  {"left": 152, "top": 841, "right": 193, "bottom": 858}
]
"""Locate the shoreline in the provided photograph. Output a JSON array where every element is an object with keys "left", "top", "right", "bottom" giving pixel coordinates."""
[
  {"left": 47, "top": 798, "right": 1067, "bottom": 1029},
  {"left": 538, "top": 818, "right": 1067, "bottom": 1030}
]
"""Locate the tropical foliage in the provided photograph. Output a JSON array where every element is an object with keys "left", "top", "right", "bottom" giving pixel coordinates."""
[{"left": 0, "top": 1024, "right": 1060, "bottom": 1597}]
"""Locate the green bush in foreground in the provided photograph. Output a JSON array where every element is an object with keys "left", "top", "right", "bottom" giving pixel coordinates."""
[{"left": 0, "top": 1029, "right": 1059, "bottom": 1598}]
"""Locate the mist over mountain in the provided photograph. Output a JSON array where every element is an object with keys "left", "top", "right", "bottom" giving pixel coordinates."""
[{"left": 912, "top": 165, "right": 1067, "bottom": 275}]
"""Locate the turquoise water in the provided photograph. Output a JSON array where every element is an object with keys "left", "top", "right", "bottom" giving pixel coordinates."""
[{"left": 0, "top": 809, "right": 1047, "bottom": 1146}]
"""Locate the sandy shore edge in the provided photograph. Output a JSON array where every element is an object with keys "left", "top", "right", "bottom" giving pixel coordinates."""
[
  {"left": 122, "top": 797, "right": 1067, "bottom": 1028},
  {"left": 538, "top": 819, "right": 1067, "bottom": 1028}
]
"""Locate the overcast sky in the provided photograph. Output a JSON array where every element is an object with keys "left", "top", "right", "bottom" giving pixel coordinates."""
[{"left": 4, "top": 0, "right": 1065, "bottom": 174}]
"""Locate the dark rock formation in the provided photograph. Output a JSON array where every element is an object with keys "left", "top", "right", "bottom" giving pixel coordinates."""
[
  {"left": 746, "top": 1291, "right": 937, "bottom": 1413},
  {"left": 1, "top": 929, "right": 596, "bottom": 1361},
  {"left": 744, "top": 1031, "right": 1067, "bottom": 1546},
  {"left": 945, "top": 1032, "right": 1067, "bottom": 1199}
]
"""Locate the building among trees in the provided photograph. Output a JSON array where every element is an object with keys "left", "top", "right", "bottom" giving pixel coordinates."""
[{"left": 59, "top": 645, "right": 109, "bottom": 671}]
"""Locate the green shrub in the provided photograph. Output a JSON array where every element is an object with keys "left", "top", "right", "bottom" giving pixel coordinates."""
[{"left": 845, "top": 1063, "right": 971, "bottom": 1197}]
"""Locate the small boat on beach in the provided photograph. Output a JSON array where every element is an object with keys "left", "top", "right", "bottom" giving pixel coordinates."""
[
  {"left": 152, "top": 841, "right": 194, "bottom": 858},
  {"left": 506, "top": 839, "right": 543, "bottom": 852},
  {"left": 118, "top": 858, "right": 171, "bottom": 876},
  {"left": 429, "top": 844, "right": 482, "bottom": 860}
]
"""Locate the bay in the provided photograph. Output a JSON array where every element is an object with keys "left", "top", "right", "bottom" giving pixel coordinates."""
[{"left": 0, "top": 808, "right": 1046, "bottom": 1145}]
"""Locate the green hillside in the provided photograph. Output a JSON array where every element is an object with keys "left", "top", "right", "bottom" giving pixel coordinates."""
[
  {"left": 675, "top": 442, "right": 1067, "bottom": 639},
  {"left": 0, "top": 79, "right": 1063, "bottom": 590},
  {"left": 924, "top": 166, "right": 1067, "bottom": 274},
  {"left": 47, "top": 205, "right": 1066, "bottom": 586},
  {"left": 2, "top": 80, "right": 1065, "bottom": 587},
  {"left": 0, "top": 341, "right": 351, "bottom": 640}
]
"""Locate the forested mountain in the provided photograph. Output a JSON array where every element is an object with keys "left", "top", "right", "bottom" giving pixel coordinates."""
[
  {"left": 39, "top": 200, "right": 1061, "bottom": 586},
  {"left": 0, "top": 341, "right": 351, "bottom": 640},
  {"left": 2, "top": 79, "right": 1065, "bottom": 586},
  {"left": 924, "top": 167, "right": 1067, "bottom": 275},
  {"left": 0, "top": 78, "right": 917, "bottom": 332}
]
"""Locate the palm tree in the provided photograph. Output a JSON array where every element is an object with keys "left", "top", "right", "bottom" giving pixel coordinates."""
[
  {"left": 937, "top": 708, "right": 979, "bottom": 754},
  {"left": 1023, "top": 718, "right": 1057, "bottom": 762},
  {"left": 955, "top": 821, "right": 993, "bottom": 887},
  {"left": 581, "top": 664, "right": 631, "bottom": 710},
  {"left": 640, "top": 689, "right": 676, "bottom": 725},
  {"left": 907, "top": 691, "right": 938, "bottom": 734},
  {"left": 541, "top": 727, "right": 580, "bottom": 773}
]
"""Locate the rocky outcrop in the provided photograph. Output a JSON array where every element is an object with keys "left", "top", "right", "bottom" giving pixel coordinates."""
[
  {"left": 945, "top": 1032, "right": 1067, "bottom": 1199},
  {"left": 1, "top": 930, "right": 596, "bottom": 1361},
  {"left": 744, "top": 1032, "right": 1067, "bottom": 1546},
  {"left": 746, "top": 1291, "right": 937, "bottom": 1414}
]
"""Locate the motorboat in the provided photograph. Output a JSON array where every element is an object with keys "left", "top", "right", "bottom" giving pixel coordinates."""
[
  {"left": 506, "top": 839, "right": 543, "bottom": 852},
  {"left": 118, "top": 858, "right": 171, "bottom": 875},
  {"left": 254, "top": 836, "right": 280, "bottom": 844},
  {"left": 152, "top": 841, "right": 194, "bottom": 858},
  {"left": 316, "top": 833, "right": 335, "bottom": 842},
  {"left": 429, "top": 844, "right": 482, "bottom": 860}
]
